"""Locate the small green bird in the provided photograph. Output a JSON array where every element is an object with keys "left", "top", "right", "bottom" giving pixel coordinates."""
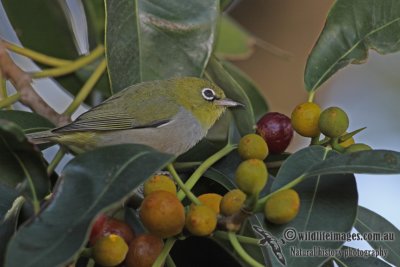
[{"left": 28, "top": 77, "right": 242, "bottom": 155}]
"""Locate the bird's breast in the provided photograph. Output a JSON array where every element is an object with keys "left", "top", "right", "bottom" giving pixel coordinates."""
[{"left": 98, "top": 108, "right": 207, "bottom": 155}]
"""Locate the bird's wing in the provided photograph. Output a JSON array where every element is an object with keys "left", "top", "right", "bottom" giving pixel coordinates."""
[{"left": 53, "top": 84, "right": 180, "bottom": 133}]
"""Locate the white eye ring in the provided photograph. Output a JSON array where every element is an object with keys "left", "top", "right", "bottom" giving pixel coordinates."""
[{"left": 201, "top": 88, "right": 216, "bottom": 101}]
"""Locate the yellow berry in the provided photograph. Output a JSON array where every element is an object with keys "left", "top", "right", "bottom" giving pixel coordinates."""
[
  {"left": 139, "top": 191, "right": 185, "bottom": 238},
  {"left": 238, "top": 134, "right": 269, "bottom": 160},
  {"left": 318, "top": 107, "right": 349, "bottom": 138},
  {"left": 220, "top": 189, "right": 246, "bottom": 216},
  {"left": 264, "top": 189, "right": 300, "bottom": 224},
  {"left": 339, "top": 134, "right": 355, "bottom": 148},
  {"left": 235, "top": 159, "right": 268, "bottom": 195},
  {"left": 143, "top": 174, "right": 176, "bottom": 197},
  {"left": 93, "top": 234, "right": 128, "bottom": 267},
  {"left": 191, "top": 193, "right": 223, "bottom": 214},
  {"left": 185, "top": 205, "right": 217, "bottom": 236},
  {"left": 291, "top": 102, "right": 321, "bottom": 137}
]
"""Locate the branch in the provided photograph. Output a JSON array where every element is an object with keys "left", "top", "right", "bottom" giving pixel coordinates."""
[{"left": 0, "top": 40, "right": 70, "bottom": 127}]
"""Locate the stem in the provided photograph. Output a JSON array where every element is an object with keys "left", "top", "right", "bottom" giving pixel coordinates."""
[
  {"left": 308, "top": 91, "right": 316, "bottom": 102},
  {"left": 255, "top": 174, "right": 306, "bottom": 212},
  {"left": 167, "top": 164, "right": 200, "bottom": 205},
  {"left": 246, "top": 192, "right": 259, "bottom": 212},
  {"left": 47, "top": 147, "right": 66, "bottom": 175},
  {"left": 153, "top": 238, "right": 176, "bottom": 267},
  {"left": 0, "top": 93, "right": 20, "bottom": 109},
  {"left": 173, "top": 161, "right": 201, "bottom": 170},
  {"left": 228, "top": 232, "right": 264, "bottom": 267},
  {"left": 177, "top": 144, "right": 236, "bottom": 201},
  {"left": 166, "top": 255, "right": 176, "bottom": 267},
  {"left": 310, "top": 135, "right": 321, "bottom": 145},
  {"left": 31, "top": 45, "right": 104, "bottom": 78},
  {"left": 3, "top": 40, "right": 72, "bottom": 67},
  {"left": 214, "top": 231, "right": 260, "bottom": 245},
  {"left": 63, "top": 59, "right": 106, "bottom": 116},
  {"left": 0, "top": 76, "right": 11, "bottom": 110},
  {"left": 218, "top": 192, "right": 259, "bottom": 232},
  {"left": 331, "top": 137, "right": 345, "bottom": 153}
]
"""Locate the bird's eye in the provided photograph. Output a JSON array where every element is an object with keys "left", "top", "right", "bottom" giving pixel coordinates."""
[{"left": 201, "top": 88, "right": 216, "bottom": 101}]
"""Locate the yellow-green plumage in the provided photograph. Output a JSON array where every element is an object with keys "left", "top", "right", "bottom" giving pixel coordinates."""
[{"left": 28, "top": 77, "right": 242, "bottom": 155}]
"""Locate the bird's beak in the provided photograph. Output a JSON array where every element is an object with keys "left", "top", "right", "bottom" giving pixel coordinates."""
[{"left": 214, "top": 98, "right": 244, "bottom": 107}]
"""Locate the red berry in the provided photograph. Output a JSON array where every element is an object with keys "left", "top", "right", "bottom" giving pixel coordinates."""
[
  {"left": 256, "top": 112, "right": 293, "bottom": 154},
  {"left": 89, "top": 214, "right": 108, "bottom": 245},
  {"left": 89, "top": 214, "right": 135, "bottom": 246}
]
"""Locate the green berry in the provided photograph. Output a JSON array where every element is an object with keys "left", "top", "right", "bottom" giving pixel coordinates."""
[
  {"left": 345, "top": 143, "right": 372, "bottom": 153},
  {"left": 235, "top": 159, "right": 268, "bottom": 195},
  {"left": 318, "top": 107, "right": 349, "bottom": 138},
  {"left": 238, "top": 134, "right": 269, "bottom": 160}
]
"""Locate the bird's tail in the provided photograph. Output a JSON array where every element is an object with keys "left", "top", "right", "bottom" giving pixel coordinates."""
[{"left": 26, "top": 130, "right": 55, "bottom": 144}]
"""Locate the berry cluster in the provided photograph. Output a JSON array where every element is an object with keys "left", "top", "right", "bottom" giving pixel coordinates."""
[{"left": 291, "top": 102, "right": 371, "bottom": 152}]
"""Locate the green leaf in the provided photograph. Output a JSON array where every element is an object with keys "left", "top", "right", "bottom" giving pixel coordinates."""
[
  {"left": 0, "top": 120, "right": 50, "bottom": 202},
  {"left": 82, "top": 0, "right": 105, "bottom": 46},
  {"left": 222, "top": 61, "right": 268, "bottom": 121},
  {"left": 0, "top": 184, "right": 19, "bottom": 220},
  {"left": 305, "top": 150, "right": 400, "bottom": 176},
  {"left": 335, "top": 246, "right": 393, "bottom": 267},
  {"left": 105, "top": 0, "right": 219, "bottom": 93},
  {"left": 2, "top": 0, "right": 86, "bottom": 96},
  {"left": 0, "top": 111, "right": 54, "bottom": 134},
  {"left": 203, "top": 168, "right": 236, "bottom": 191},
  {"left": 272, "top": 146, "right": 332, "bottom": 191},
  {"left": 267, "top": 173, "right": 358, "bottom": 267},
  {"left": 5, "top": 144, "right": 174, "bottom": 267},
  {"left": 2, "top": 0, "right": 78, "bottom": 59},
  {"left": 206, "top": 57, "right": 255, "bottom": 136},
  {"left": 215, "top": 15, "right": 256, "bottom": 60},
  {"left": 0, "top": 196, "right": 25, "bottom": 266},
  {"left": 321, "top": 259, "right": 335, "bottom": 267},
  {"left": 273, "top": 147, "right": 400, "bottom": 191},
  {"left": 3, "top": 1, "right": 109, "bottom": 102},
  {"left": 305, "top": 0, "right": 400, "bottom": 91},
  {"left": 355, "top": 206, "right": 400, "bottom": 266}
]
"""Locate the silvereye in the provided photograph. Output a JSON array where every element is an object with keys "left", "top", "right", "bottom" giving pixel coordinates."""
[{"left": 28, "top": 77, "right": 242, "bottom": 155}]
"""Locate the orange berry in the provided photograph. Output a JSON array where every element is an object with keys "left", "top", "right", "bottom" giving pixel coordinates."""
[{"left": 139, "top": 191, "right": 185, "bottom": 238}]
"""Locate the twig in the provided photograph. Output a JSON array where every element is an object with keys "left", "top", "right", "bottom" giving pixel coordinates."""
[
  {"left": 3, "top": 40, "right": 71, "bottom": 67},
  {"left": 177, "top": 144, "right": 236, "bottom": 201},
  {"left": 153, "top": 238, "right": 176, "bottom": 267},
  {"left": 31, "top": 45, "right": 104, "bottom": 78},
  {"left": 0, "top": 40, "right": 70, "bottom": 126},
  {"left": 47, "top": 147, "right": 67, "bottom": 175},
  {"left": 167, "top": 164, "right": 200, "bottom": 205},
  {"left": 0, "top": 64, "right": 12, "bottom": 110},
  {"left": 63, "top": 59, "right": 106, "bottom": 116},
  {"left": 228, "top": 232, "right": 264, "bottom": 267}
]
